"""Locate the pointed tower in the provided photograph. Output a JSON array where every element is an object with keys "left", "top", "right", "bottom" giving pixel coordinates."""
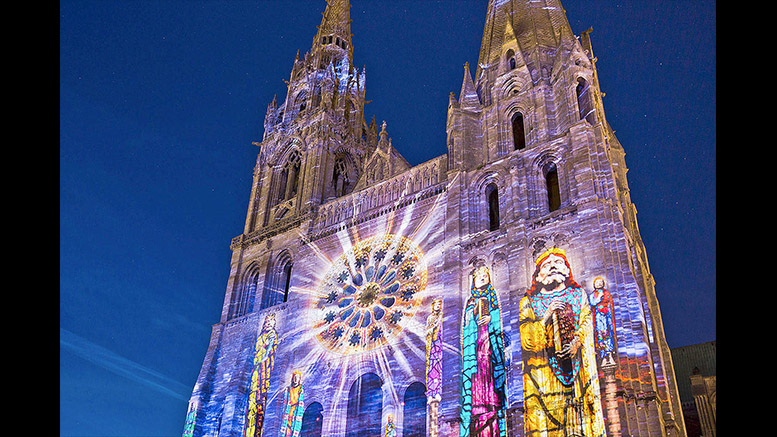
[
  {"left": 444, "top": 1, "right": 687, "bottom": 435},
  {"left": 241, "top": 0, "right": 372, "bottom": 236}
]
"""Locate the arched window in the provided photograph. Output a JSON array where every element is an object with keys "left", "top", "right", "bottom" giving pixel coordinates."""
[
  {"left": 486, "top": 183, "right": 500, "bottom": 231},
  {"left": 333, "top": 153, "right": 355, "bottom": 197},
  {"left": 511, "top": 112, "right": 525, "bottom": 150},
  {"left": 576, "top": 77, "right": 596, "bottom": 124},
  {"left": 346, "top": 373, "right": 383, "bottom": 437},
  {"left": 505, "top": 49, "right": 516, "bottom": 70},
  {"left": 403, "top": 382, "right": 427, "bottom": 437},
  {"left": 295, "top": 91, "right": 307, "bottom": 113},
  {"left": 301, "top": 402, "right": 324, "bottom": 436},
  {"left": 543, "top": 162, "right": 561, "bottom": 212},
  {"left": 229, "top": 264, "right": 260, "bottom": 319},
  {"left": 278, "top": 151, "right": 302, "bottom": 203},
  {"left": 261, "top": 252, "right": 293, "bottom": 309}
]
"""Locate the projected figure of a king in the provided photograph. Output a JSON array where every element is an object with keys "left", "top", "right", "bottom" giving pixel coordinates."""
[
  {"left": 244, "top": 313, "right": 278, "bottom": 437},
  {"left": 519, "top": 249, "right": 605, "bottom": 436},
  {"left": 426, "top": 298, "right": 444, "bottom": 437},
  {"left": 460, "top": 266, "right": 506, "bottom": 437},
  {"left": 426, "top": 298, "right": 443, "bottom": 401}
]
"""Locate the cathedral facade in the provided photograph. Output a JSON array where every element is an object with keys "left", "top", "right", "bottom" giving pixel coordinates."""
[{"left": 183, "top": 1, "right": 686, "bottom": 436}]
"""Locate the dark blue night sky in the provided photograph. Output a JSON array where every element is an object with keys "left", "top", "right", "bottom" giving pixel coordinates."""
[{"left": 60, "top": 1, "right": 715, "bottom": 435}]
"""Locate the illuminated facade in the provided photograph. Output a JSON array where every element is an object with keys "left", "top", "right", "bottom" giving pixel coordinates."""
[{"left": 183, "top": 1, "right": 686, "bottom": 436}]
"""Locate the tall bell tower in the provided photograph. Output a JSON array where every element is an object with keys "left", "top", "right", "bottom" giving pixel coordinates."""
[
  {"left": 242, "top": 0, "right": 374, "bottom": 237},
  {"left": 445, "top": 0, "right": 686, "bottom": 434}
]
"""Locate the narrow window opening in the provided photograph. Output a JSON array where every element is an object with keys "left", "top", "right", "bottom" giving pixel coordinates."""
[
  {"left": 282, "top": 262, "right": 292, "bottom": 303},
  {"left": 486, "top": 183, "right": 500, "bottom": 231},
  {"left": 505, "top": 49, "right": 516, "bottom": 70},
  {"left": 576, "top": 77, "right": 596, "bottom": 124},
  {"left": 332, "top": 154, "right": 352, "bottom": 197},
  {"left": 544, "top": 163, "right": 561, "bottom": 212},
  {"left": 229, "top": 268, "right": 258, "bottom": 320},
  {"left": 282, "top": 151, "right": 301, "bottom": 201},
  {"left": 512, "top": 112, "right": 525, "bottom": 150},
  {"left": 261, "top": 256, "right": 293, "bottom": 309}
]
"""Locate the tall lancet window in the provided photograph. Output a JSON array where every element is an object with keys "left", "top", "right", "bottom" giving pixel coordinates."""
[
  {"left": 346, "top": 373, "right": 383, "bottom": 437},
  {"left": 333, "top": 157, "right": 349, "bottom": 197},
  {"left": 486, "top": 183, "right": 500, "bottom": 231},
  {"left": 543, "top": 162, "right": 561, "bottom": 212},
  {"left": 512, "top": 112, "right": 525, "bottom": 150},
  {"left": 278, "top": 151, "right": 301, "bottom": 203},
  {"left": 295, "top": 90, "right": 307, "bottom": 113},
  {"left": 261, "top": 252, "right": 293, "bottom": 309},
  {"left": 576, "top": 77, "right": 596, "bottom": 124},
  {"left": 229, "top": 264, "right": 260, "bottom": 320}
]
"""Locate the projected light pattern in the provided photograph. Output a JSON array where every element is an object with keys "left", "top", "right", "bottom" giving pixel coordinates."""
[{"left": 312, "top": 234, "right": 427, "bottom": 355}]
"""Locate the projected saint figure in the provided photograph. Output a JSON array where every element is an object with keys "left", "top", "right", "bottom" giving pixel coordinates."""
[
  {"left": 279, "top": 371, "right": 304, "bottom": 437},
  {"left": 460, "top": 266, "right": 506, "bottom": 437},
  {"left": 245, "top": 313, "right": 278, "bottom": 437},
  {"left": 426, "top": 298, "right": 443, "bottom": 400},
  {"left": 426, "top": 298, "right": 443, "bottom": 437},
  {"left": 589, "top": 277, "right": 617, "bottom": 367},
  {"left": 519, "top": 249, "right": 605, "bottom": 436},
  {"left": 385, "top": 415, "right": 396, "bottom": 437},
  {"left": 182, "top": 401, "right": 197, "bottom": 437}
]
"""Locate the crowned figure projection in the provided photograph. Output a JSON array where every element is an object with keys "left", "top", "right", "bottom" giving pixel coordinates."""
[
  {"left": 460, "top": 266, "right": 506, "bottom": 437},
  {"left": 519, "top": 249, "right": 605, "bottom": 436},
  {"left": 385, "top": 415, "right": 396, "bottom": 437},
  {"left": 244, "top": 313, "right": 278, "bottom": 437},
  {"left": 278, "top": 371, "right": 304, "bottom": 437},
  {"left": 426, "top": 298, "right": 443, "bottom": 436},
  {"left": 426, "top": 298, "right": 444, "bottom": 399}
]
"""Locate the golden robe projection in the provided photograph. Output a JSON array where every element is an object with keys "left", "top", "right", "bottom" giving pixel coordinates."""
[
  {"left": 519, "top": 249, "right": 605, "bottom": 436},
  {"left": 244, "top": 314, "right": 278, "bottom": 437}
]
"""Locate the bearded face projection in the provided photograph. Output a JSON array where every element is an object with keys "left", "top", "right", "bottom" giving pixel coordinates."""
[{"left": 519, "top": 249, "right": 606, "bottom": 437}]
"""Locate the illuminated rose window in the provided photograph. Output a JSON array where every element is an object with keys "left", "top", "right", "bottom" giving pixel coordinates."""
[{"left": 313, "top": 234, "right": 427, "bottom": 355}]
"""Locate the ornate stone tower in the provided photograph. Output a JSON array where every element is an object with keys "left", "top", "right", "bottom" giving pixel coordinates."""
[
  {"left": 246, "top": 0, "right": 365, "bottom": 234},
  {"left": 183, "top": 1, "right": 685, "bottom": 436}
]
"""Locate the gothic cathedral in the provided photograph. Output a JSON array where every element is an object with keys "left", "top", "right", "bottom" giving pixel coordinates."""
[{"left": 183, "top": 1, "right": 685, "bottom": 436}]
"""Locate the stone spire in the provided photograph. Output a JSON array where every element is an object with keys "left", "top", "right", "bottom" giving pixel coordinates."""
[
  {"left": 312, "top": 0, "right": 354, "bottom": 64},
  {"left": 458, "top": 62, "right": 480, "bottom": 110},
  {"left": 475, "top": 0, "right": 575, "bottom": 79}
]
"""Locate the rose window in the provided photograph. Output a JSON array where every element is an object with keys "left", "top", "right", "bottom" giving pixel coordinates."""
[{"left": 313, "top": 234, "right": 427, "bottom": 355}]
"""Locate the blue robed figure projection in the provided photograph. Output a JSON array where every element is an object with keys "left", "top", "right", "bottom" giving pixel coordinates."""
[
  {"left": 460, "top": 265, "right": 506, "bottom": 436},
  {"left": 279, "top": 371, "right": 304, "bottom": 437}
]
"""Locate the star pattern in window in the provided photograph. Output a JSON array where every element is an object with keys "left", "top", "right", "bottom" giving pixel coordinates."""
[{"left": 312, "top": 234, "right": 427, "bottom": 355}]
